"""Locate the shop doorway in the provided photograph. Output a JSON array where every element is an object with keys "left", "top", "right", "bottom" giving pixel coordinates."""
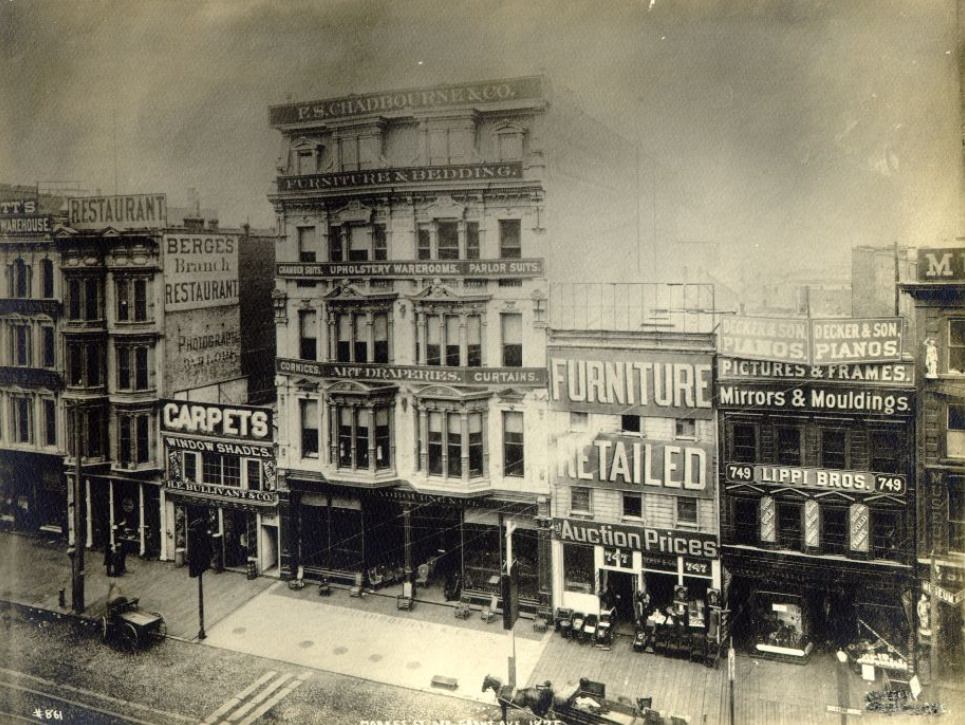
[
  {"left": 603, "top": 569, "right": 637, "bottom": 622},
  {"left": 222, "top": 509, "right": 251, "bottom": 569},
  {"left": 260, "top": 524, "right": 279, "bottom": 575}
]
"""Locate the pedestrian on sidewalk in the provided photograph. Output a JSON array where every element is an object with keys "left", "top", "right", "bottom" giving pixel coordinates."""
[{"left": 103, "top": 543, "right": 115, "bottom": 577}]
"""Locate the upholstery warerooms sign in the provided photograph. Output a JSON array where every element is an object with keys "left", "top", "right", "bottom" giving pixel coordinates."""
[
  {"left": 277, "top": 357, "right": 547, "bottom": 387},
  {"left": 277, "top": 257, "right": 543, "bottom": 279},
  {"left": 552, "top": 518, "right": 718, "bottom": 559}
]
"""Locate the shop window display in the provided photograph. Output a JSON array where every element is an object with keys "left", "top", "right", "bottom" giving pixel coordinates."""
[
  {"left": 754, "top": 591, "right": 811, "bottom": 657},
  {"left": 463, "top": 523, "right": 501, "bottom": 594},
  {"left": 563, "top": 543, "right": 594, "bottom": 594}
]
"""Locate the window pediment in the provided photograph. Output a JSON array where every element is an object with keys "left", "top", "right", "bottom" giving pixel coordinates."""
[
  {"left": 326, "top": 379, "right": 397, "bottom": 406},
  {"left": 330, "top": 200, "right": 373, "bottom": 225},
  {"left": 408, "top": 282, "right": 489, "bottom": 305},
  {"left": 323, "top": 281, "right": 397, "bottom": 305},
  {"left": 415, "top": 385, "right": 491, "bottom": 406},
  {"left": 814, "top": 490, "right": 858, "bottom": 504},
  {"left": 421, "top": 195, "right": 465, "bottom": 221}
]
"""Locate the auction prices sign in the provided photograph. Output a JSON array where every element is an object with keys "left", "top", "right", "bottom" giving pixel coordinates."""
[
  {"left": 269, "top": 76, "right": 543, "bottom": 125},
  {"left": 163, "top": 232, "right": 239, "bottom": 311},
  {"left": 556, "top": 433, "right": 714, "bottom": 498},
  {"left": 717, "top": 381, "right": 913, "bottom": 416},
  {"left": 277, "top": 162, "right": 522, "bottom": 193},
  {"left": 277, "top": 357, "right": 547, "bottom": 387},
  {"left": 717, "top": 357, "right": 914, "bottom": 386},
  {"left": 724, "top": 462, "right": 906, "bottom": 497},
  {"left": 548, "top": 347, "right": 714, "bottom": 419},
  {"left": 718, "top": 316, "right": 902, "bottom": 365},
  {"left": 67, "top": 194, "right": 167, "bottom": 230},
  {"left": 277, "top": 257, "right": 543, "bottom": 279},
  {"left": 552, "top": 517, "right": 719, "bottom": 559}
]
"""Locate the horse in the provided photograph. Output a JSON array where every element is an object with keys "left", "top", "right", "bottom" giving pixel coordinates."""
[{"left": 481, "top": 675, "right": 556, "bottom": 719}]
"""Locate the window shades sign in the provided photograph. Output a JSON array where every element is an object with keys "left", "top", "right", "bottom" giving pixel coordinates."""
[
  {"left": 718, "top": 316, "right": 902, "bottom": 365},
  {"left": 548, "top": 348, "right": 713, "bottom": 419}
]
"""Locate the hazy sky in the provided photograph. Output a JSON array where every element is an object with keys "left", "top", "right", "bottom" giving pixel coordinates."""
[{"left": 1, "top": 0, "right": 961, "bottom": 281}]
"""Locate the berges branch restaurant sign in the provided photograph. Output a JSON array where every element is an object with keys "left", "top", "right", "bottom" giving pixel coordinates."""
[{"left": 277, "top": 357, "right": 547, "bottom": 387}]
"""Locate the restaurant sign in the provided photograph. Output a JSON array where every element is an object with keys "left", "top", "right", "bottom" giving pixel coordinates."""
[
  {"left": 725, "top": 463, "right": 906, "bottom": 497},
  {"left": 718, "top": 316, "right": 902, "bottom": 365},
  {"left": 552, "top": 518, "right": 718, "bottom": 559},
  {"left": 68, "top": 194, "right": 167, "bottom": 230},
  {"left": 556, "top": 433, "right": 713, "bottom": 498},
  {"left": 717, "top": 357, "right": 914, "bottom": 386},
  {"left": 270, "top": 76, "right": 543, "bottom": 125},
  {"left": 277, "top": 357, "right": 547, "bottom": 387},
  {"left": 918, "top": 247, "right": 965, "bottom": 281},
  {"left": 165, "top": 478, "right": 277, "bottom": 505},
  {"left": 277, "top": 257, "right": 543, "bottom": 279},
  {"left": 277, "top": 162, "right": 522, "bottom": 193},
  {"left": 548, "top": 347, "right": 713, "bottom": 419},
  {"left": 717, "top": 381, "right": 913, "bottom": 416}
]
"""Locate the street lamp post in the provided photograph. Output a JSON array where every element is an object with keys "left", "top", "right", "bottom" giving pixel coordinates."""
[{"left": 68, "top": 403, "right": 86, "bottom": 614}]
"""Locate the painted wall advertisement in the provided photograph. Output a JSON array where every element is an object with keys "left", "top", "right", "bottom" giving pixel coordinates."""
[
  {"left": 164, "top": 310, "right": 242, "bottom": 393},
  {"left": 547, "top": 347, "right": 714, "bottom": 419},
  {"left": 717, "top": 380, "right": 913, "bottom": 416},
  {"left": 556, "top": 433, "right": 714, "bottom": 498},
  {"left": 163, "top": 232, "right": 240, "bottom": 311},
  {"left": 718, "top": 316, "right": 902, "bottom": 365},
  {"left": 67, "top": 194, "right": 167, "bottom": 230}
]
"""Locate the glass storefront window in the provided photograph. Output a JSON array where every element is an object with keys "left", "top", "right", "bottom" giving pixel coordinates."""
[{"left": 563, "top": 543, "right": 594, "bottom": 594}]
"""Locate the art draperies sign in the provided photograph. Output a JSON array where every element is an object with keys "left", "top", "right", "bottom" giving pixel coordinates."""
[
  {"left": 725, "top": 462, "right": 906, "bottom": 497},
  {"left": 277, "top": 357, "right": 547, "bottom": 386},
  {"left": 67, "top": 194, "right": 167, "bottom": 230},
  {"left": 557, "top": 433, "right": 713, "bottom": 497},
  {"left": 277, "top": 163, "right": 522, "bottom": 192},
  {"left": 717, "top": 381, "right": 913, "bottom": 415},
  {"left": 269, "top": 76, "right": 543, "bottom": 125},
  {"left": 548, "top": 347, "right": 713, "bottom": 419},
  {"left": 718, "top": 316, "right": 902, "bottom": 365},
  {"left": 277, "top": 257, "right": 543, "bottom": 279},
  {"left": 162, "top": 232, "right": 240, "bottom": 311},
  {"left": 552, "top": 517, "right": 718, "bottom": 559}
]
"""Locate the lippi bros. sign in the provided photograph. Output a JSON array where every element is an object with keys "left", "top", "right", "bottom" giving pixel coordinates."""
[
  {"left": 548, "top": 348, "right": 713, "bottom": 419},
  {"left": 160, "top": 400, "right": 272, "bottom": 442},
  {"left": 725, "top": 463, "right": 906, "bottom": 497},
  {"left": 552, "top": 518, "right": 718, "bottom": 559}
]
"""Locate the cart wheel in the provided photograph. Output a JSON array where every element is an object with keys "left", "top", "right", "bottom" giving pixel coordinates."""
[
  {"left": 119, "top": 622, "right": 139, "bottom": 652},
  {"left": 100, "top": 616, "right": 109, "bottom": 643},
  {"left": 153, "top": 617, "right": 168, "bottom": 642}
]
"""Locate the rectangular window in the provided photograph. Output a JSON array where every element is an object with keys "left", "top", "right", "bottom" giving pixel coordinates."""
[
  {"left": 776, "top": 426, "right": 802, "bottom": 466},
  {"left": 373, "top": 313, "right": 389, "bottom": 363},
  {"left": 14, "top": 325, "right": 31, "bottom": 366},
  {"left": 503, "top": 411, "right": 524, "bottom": 477},
  {"left": 133, "top": 279, "right": 147, "bottom": 321},
  {"left": 118, "top": 347, "right": 131, "bottom": 389},
  {"left": 563, "top": 543, "right": 595, "bottom": 593},
  {"left": 116, "top": 279, "right": 129, "bottom": 321},
  {"left": 675, "top": 418, "right": 696, "bottom": 440},
  {"left": 948, "top": 404, "right": 965, "bottom": 458},
  {"left": 821, "top": 429, "right": 848, "bottom": 469},
  {"left": 202, "top": 452, "right": 222, "bottom": 484},
  {"left": 734, "top": 497, "right": 758, "bottom": 545},
  {"left": 447, "top": 414, "right": 462, "bottom": 478},
  {"left": 677, "top": 498, "right": 698, "bottom": 526},
  {"left": 348, "top": 226, "right": 369, "bottom": 262},
  {"left": 621, "top": 415, "right": 641, "bottom": 434},
  {"left": 42, "top": 260, "right": 54, "bottom": 298},
  {"left": 246, "top": 459, "right": 262, "bottom": 490},
  {"left": 951, "top": 320, "right": 965, "bottom": 374},
  {"left": 428, "top": 411, "right": 443, "bottom": 475},
  {"left": 870, "top": 431, "right": 901, "bottom": 473},
  {"left": 467, "top": 316, "right": 482, "bottom": 367},
  {"left": 950, "top": 476, "right": 965, "bottom": 552},
  {"left": 622, "top": 493, "right": 642, "bottom": 519},
  {"left": 732, "top": 423, "right": 757, "bottom": 461},
  {"left": 136, "top": 414, "right": 150, "bottom": 464},
  {"left": 42, "top": 327, "right": 55, "bottom": 368},
  {"left": 336, "top": 314, "right": 352, "bottom": 362},
  {"left": 87, "top": 408, "right": 103, "bottom": 458},
  {"left": 135, "top": 347, "right": 149, "bottom": 390},
  {"left": 426, "top": 315, "right": 442, "bottom": 366},
  {"left": 119, "top": 416, "right": 132, "bottom": 465},
  {"left": 356, "top": 408, "right": 370, "bottom": 469},
  {"left": 570, "top": 486, "right": 591, "bottom": 514},
  {"left": 468, "top": 413, "right": 483, "bottom": 475},
  {"left": 86, "top": 342, "right": 100, "bottom": 386},
  {"left": 375, "top": 408, "right": 391, "bottom": 470},
  {"left": 68, "top": 279, "right": 81, "bottom": 320},
  {"left": 299, "top": 310, "right": 317, "bottom": 361},
  {"left": 328, "top": 226, "right": 342, "bottom": 262},
  {"left": 69, "top": 343, "right": 83, "bottom": 386},
  {"left": 373, "top": 224, "right": 387, "bottom": 261},
  {"left": 499, "top": 219, "right": 521, "bottom": 258},
  {"left": 13, "top": 397, "right": 31, "bottom": 443},
  {"left": 43, "top": 399, "right": 56, "bottom": 446},
  {"left": 437, "top": 222, "right": 459, "bottom": 260},
  {"left": 445, "top": 316, "right": 460, "bottom": 366},
  {"left": 822, "top": 506, "right": 848, "bottom": 555},
  {"left": 300, "top": 399, "right": 319, "bottom": 458},
  {"left": 501, "top": 313, "right": 523, "bottom": 367},
  {"left": 222, "top": 455, "right": 240, "bottom": 486},
  {"left": 417, "top": 227, "right": 431, "bottom": 260},
  {"left": 296, "top": 149, "right": 314, "bottom": 175},
  {"left": 183, "top": 451, "right": 198, "bottom": 482},
  {"left": 872, "top": 510, "right": 901, "bottom": 561},
  {"left": 466, "top": 222, "right": 480, "bottom": 259},
  {"left": 777, "top": 502, "right": 802, "bottom": 549},
  {"left": 298, "top": 226, "right": 317, "bottom": 262},
  {"left": 351, "top": 315, "right": 366, "bottom": 362},
  {"left": 84, "top": 278, "right": 99, "bottom": 320}
]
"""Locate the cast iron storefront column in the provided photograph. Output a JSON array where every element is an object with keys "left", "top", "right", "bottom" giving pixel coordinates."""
[
  {"left": 277, "top": 489, "right": 297, "bottom": 580},
  {"left": 403, "top": 503, "right": 412, "bottom": 580}
]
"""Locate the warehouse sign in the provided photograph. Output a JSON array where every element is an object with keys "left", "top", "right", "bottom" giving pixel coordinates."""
[
  {"left": 277, "top": 162, "right": 522, "bottom": 193},
  {"left": 163, "top": 233, "right": 239, "bottom": 311},
  {"left": 918, "top": 247, "right": 965, "bottom": 281},
  {"left": 68, "top": 194, "right": 167, "bottom": 230},
  {"left": 548, "top": 348, "right": 713, "bottom": 419},
  {"left": 277, "top": 357, "right": 547, "bottom": 386},
  {"left": 717, "top": 357, "right": 914, "bottom": 385},
  {"left": 0, "top": 215, "right": 52, "bottom": 236},
  {"left": 557, "top": 433, "right": 713, "bottom": 498},
  {"left": 725, "top": 463, "right": 906, "bottom": 496},
  {"left": 160, "top": 400, "right": 273, "bottom": 442},
  {"left": 552, "top": 518, "right": 718, "bottom": 559},
  {"left": 718, "top": 316, "right": 902, "bottom": 365},
  {"left": 270, "top": 76, "right": 543, "bottom": 125},
  {"left": 277, "top": 257, "right": 543, "bottom": 279},
  {"left": 717, "top": 381, "right": 913, "bottom": 415}
]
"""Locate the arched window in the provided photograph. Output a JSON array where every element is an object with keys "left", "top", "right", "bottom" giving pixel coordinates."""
[
  {"left": 41, "top": 260, "right": 54, "bottom": 298},
  {"left": 12, "top": 259, "right": 31, "bottom": 298}
]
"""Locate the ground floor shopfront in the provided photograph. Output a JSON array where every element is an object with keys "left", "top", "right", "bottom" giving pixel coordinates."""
[
  {"left": 725, "top": 547, "right": 915, "bottom": 672},
  {"left": 279, "top": 481, "right": 551, "bottom": 614},
  {"left": 81, "top": 473, "right": 163, "bottom": 560},
  {"left": 917, "top": 559, "right": 965, "bottom": 681},
  {"left": 0, "top": 451, "right": 66, "bottom": 534}
]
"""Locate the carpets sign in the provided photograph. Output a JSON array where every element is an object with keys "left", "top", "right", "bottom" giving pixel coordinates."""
[
  {"left": 160, "top": 400, "right": 273, "bottom": 442},
  {"left": 552, "top": 518, "right": 718, "bottom": 559}
]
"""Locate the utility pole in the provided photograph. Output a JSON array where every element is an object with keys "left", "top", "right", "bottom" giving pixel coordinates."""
[
  {"left": 930, "top": 552, "right": 940, "bottom": 683},
  {"left": 70, "top": 404, "right": 85, "bottom": 614},
  {"left": 893, "top": 241, "right": 901, "bottom": 317}
]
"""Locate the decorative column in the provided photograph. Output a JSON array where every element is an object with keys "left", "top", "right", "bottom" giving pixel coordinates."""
[
  {"left": 366, "top": 404, "right": 377, "bottom": 473},
  {"left": 759, "top": 496, "right": 776, "bottom": 545},
  {"left": 849, "top": 502, "right": 870, "bottom": 556},
  {"left": 417, "top": 406, "right": 428, "bottom": 472},
  {"left": 803, "top": 499, "right": 820, "bottom": 553},
  {"left": 403, "top": 504, "right": 413, "bottom": 579},
  {"left": 460, "top": 410, "right": 470, "bottom": 483},
  {"left": 364, "top": 310, "right": 374, "bottom": 364}
]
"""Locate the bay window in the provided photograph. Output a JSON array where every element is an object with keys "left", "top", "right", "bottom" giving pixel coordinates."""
[
  {"left": 328, "top": 396, "right": 394, "bottom": 472},
  {"left": 117, "top": 412, "right": 151, "bottom": 467},
  {"left": 116, "top": 344, "right": 151, "bottom": 391},
  {"left": 502, "top": 411, "right": 524, "bottom": 477},
  {"left": 416, "top": 400, "right": 487, "bottom": 480},
  {"left": 116, "top": 277, "right": 150, "bottom": 322}
]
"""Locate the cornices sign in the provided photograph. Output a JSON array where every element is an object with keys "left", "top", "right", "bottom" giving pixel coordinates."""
[
  {"left": 725, "top": 463, "right": 906, "bottom": 497},
  {"left": 548, "top": 348, "right": 713, "bottom": 419},
  {"left": 277, "top": 257, "right": 543, "bottom": 279},
  {"left": 269, "top": 76, "right": 542, "bottom": 125},
  {"left": 67, "top": 194, "right": 167, "bottom": 230},
  {"left": 557, "top": 434, "right": 713, "bottom": 498},
  {"left": 166, "top": 479, "right": 276, "bottom": 504},
  {"left": 918, "top": 247, "right": 965, "bottom": 281},
  {"left": 277, "top": 357, "right": 547, "bottom": 387},
  {"left": 717, "top": 357, "right": 914, "bottom": 386},
  {"left": 717, "top": 381, "right": 913, "bottom": 416},
  {"left": 718, "top": 316, "right": 902, "bottom": 365},
  {"left": 277, "top": 163, "right": 522, "bottom": 192},
  {"left": 552, "top": 518, "right": 718, "bottom": 559},
  {"left": 163, "top": 233, "right": 239, "bottom": 311},
  {"left": 160, "top": 400, "right": 272, "bottom": 441}
]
